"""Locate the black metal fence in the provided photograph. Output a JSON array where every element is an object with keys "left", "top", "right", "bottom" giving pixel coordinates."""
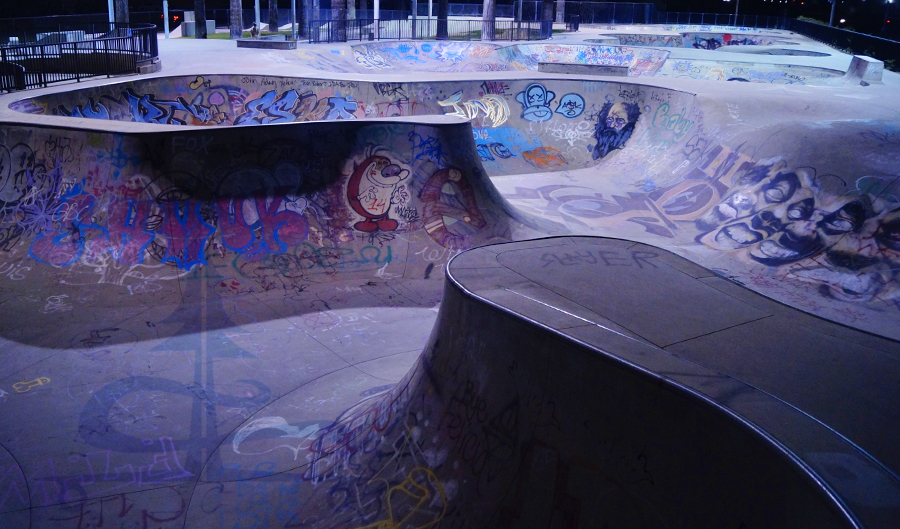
[
  {"left": 0, "top": 24, "right": 158, "bottom": 92},
  {"left": 562, "top": 2, "right": 655, "bottom": 25},
  {"left": 566, "top": 15, "right": 580, "bottom": 32},
  {"left": 654, "top": 12, "right": 789, "bottom": 30},
  {"left": 308, "top": 18, "right": 549, "bottom": 43},
  {"left": 790, "top": 18, "right": 900, "bottom": 70}
]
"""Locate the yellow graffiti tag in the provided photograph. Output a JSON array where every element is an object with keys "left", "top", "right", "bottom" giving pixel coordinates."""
[
  {"left": 438, "top": 90, "right": 509, "bottom": 128},
  {"left": 352, "top": 467, "right": 448, "bottom": 529},
  {"left": 13, "top": 377, "right": 50, "bottom": 393},
  {"left": 188, "top": 76, "right": 210, "bottom": 90}
]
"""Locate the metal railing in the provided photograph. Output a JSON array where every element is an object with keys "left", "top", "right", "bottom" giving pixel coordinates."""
[
  {"left": 564, "top": 2, "right": 655, "bottom": 25},
  {"left": 655, "top": 12, "right": 789, "bottom": 30},
  {"left": 0, "top": 24, "right": 158, "bottom": 92},
  {"left": 308, "top": 18, "right": 550, "bottom": 43},
  {"left": 790, "top": 18, "right": 899, "bottom": 70}
]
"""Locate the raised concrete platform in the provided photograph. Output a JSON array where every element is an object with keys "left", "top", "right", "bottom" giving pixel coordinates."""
[
  {"left": 445, "top": 236, "right": 900, "bottom": 527},
  {"left": 538, "top": 61, "right": 629, "bottom": 75},
  {"left": 236, "top": 35, "right": 297, "bottom": 49}
]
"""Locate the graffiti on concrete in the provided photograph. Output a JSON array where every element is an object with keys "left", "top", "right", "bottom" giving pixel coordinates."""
[
  {"left": 591, "top": 101, "right": 642, "bottom": 159},
  {"left": 347, "top": 155, "right": 411, "bottom": 233},
  {"left": 516, "top": 83, "right": 556, "bottom": 123},
  {"left": 555, "top": 93, "right": 586, "bottom": 119},
  {"left": 438, "top": 90, "right": 509, "bottom": 128}
]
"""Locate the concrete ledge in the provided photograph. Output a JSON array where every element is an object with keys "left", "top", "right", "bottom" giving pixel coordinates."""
[
  {"left": 136, "top": 59, "right": 162, "bottom": 74},
  {"left": 538, "top": 61, "right": 629, "bottom": 76},
  {"left": 851, "top": 55, "right": 884, "bottom": 84},
  {"left": 236, "top": 36, "right": 297, "bottom": 50}
]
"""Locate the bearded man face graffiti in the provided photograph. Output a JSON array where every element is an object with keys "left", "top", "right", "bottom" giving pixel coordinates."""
[{"left": 590, "top": 102, "right": 641, "bottom": 160}]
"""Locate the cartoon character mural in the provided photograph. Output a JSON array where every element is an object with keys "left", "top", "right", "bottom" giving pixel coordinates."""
[
  {"left": 591, "top": 101, "right": 641, "bottom": 160},
  {"left": 516, "top": 83, "right": 555, "bottom": 122},
  {"left": 347, "top": 155, "right": 410, "bottom": 232},
  {"left": 555, "top": 94, "right": 586, "bottom": 119}
]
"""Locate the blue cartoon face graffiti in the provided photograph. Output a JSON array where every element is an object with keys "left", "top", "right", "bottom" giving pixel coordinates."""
[
  {"left": 555, "top": 94, "right": 585, "bottom": 119},
  {"left": 516, "top": 83, "right": 555, "bottom": 122}
]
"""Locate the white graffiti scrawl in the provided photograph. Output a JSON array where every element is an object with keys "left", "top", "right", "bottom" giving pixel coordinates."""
[{"left": 438, "top": 91, "right": 509, "bottom": 128}]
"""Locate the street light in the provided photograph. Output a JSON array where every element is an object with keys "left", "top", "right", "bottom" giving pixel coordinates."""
[
  {"left": 884, "top": 0, "right": 894, "bottom": 33},
  {"left": 723, "top": 0, "right": 739, "bottom": 21}
]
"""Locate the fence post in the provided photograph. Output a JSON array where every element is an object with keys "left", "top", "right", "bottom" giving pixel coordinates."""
[
  {"left": 73, "top": 43, "right": 80, "bottom": 83},
  {"left": 39, "top": 45, "right": 46, "bottom": 88},
  {"left": 105, "top": 38, "right": 111, "bottom": 78}
]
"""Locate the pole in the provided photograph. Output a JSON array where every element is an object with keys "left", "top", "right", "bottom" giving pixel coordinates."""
[
  {"left": 163, "top": 0, "right": 170, "bottom": 38},
  {"left": 292, "top": 0, "right": 297, "bottom": 39},
  {"left": 735, "top": 0, "right": 739, "bottom": 17},
  {"left": 108, "top": 0, "right": 115, "bottom": 29},
  {"left": 829, "top": 0, "right": 837, "bottom": 26},
  {"left": 884, "top": 0, "right": 893, "bottom": 34},
  {"left": 375, "top": 0, "right": 380, "bottom": 38},
  {"left": 255, "top": 0, "right": 261, "bottom": 29}
]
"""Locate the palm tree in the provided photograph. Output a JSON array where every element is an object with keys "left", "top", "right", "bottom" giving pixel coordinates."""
[
  {"left": 115, "top": 0, "right": 129, "bottom": 24},
  {"left": 482, "top": 0, "right": 495, "bottom": 40},
  {"left": 230, "top": 0, "right": 243, "bottom": 39},
  {"left": 269, "top": 0, "right": 279, "bottom": 31},
  {"left": 333, "top": 0, "right": 347, "bottom": 41},
  {"left": 437, "top": 0, "right": 448, "bottom": 39},
  {"left": 541, "top": 0, "right": 553, "bottom": 39},
  {"left": 195, "top": 0, "right": 208, "bottom": 38}
]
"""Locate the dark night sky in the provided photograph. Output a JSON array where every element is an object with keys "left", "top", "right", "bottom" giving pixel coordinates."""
[{"left": 1, "top": 0, "right": 894, "bottom": 38}]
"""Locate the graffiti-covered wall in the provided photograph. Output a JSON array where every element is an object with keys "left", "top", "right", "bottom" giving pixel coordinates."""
[
  {"left": 7, "top": 73, "right": 900, "bottom": 335},
  {"left": 11, "top": 75, "right": 696, "bottom": 177},
  {"left": 0, "top": 119, "right": 531, "bottom": 296}
]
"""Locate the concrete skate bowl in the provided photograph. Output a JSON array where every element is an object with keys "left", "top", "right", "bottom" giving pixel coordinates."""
[
  {"left": 9, "top": 74, "right": 694, "bottom": 177},
  {"left": 351, "top": 41, "right": 513, "bottom": 72},
  {"left": 587, "top": 32, "right": 800, "bottom": 49},
  {"left": 684, "top": 32, "right": 800, "bottom": 49},
  {"left": 657, "top": 58, "right": 845, "bottom": 83},
  {"left": 3, "top": 71, "right": 900, "bottom": 527},
  {"left": 734, "top": 48, "right": 832, "bottom": 56},
  {"left": 496, "top": 43, "right": 670, "bottom": 75},
  {"left": 598, "top": 33, "right": 686, "bottom": 47},
  {"left": 10, "top": 74, "right": 900, "bottom": 333},
  {"left": 348, "top": 42, "right": 670, "bottom": 76}
]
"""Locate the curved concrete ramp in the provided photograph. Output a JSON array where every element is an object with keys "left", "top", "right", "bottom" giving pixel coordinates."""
[
  {"left": 178, "top": 236, "right": 900, "bottom": 527},
  {"left": 684, "top": 32, "right": 799, "bottom": 49},
  {"left": 434, "top": 237, "right": 900, "bottom": 527},
  {"left": 497, "top": 43, "right": 670, "bottom": 75},
  {"left": 351, "top": 41, "right": 510, "bottom": 71},
  {"left": 10, "top": 74, "right": 697, "bottom": 176},
  {"left": 655, "top": 58, "right": 844, "bottom": 83}
]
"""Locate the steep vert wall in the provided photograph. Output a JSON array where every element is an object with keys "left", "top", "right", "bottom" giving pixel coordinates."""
[{"left": 0, "top": 119, "right": 530, "bottom": 293}]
